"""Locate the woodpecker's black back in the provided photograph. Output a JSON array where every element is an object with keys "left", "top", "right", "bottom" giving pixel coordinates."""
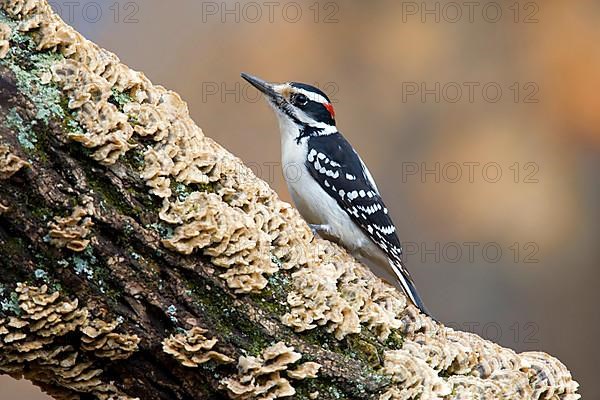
[{"left": 304, "top": 132, "right": 429, "bottom": 314}]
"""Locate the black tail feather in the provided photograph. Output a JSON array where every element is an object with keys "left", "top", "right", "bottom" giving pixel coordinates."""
[{"left": 389, "top": 259, "right": 434, "bottom": 319}]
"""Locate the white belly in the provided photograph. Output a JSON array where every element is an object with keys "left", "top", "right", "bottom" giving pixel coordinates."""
[
  {"left": 275, "top": 118, "right": 403, "bottom": 288},
  {"left": 286, "top": 165, "right": 398, "bottom": 282},
  {"left": 281, "top": 136, "right": 371, "bottom": 253}
]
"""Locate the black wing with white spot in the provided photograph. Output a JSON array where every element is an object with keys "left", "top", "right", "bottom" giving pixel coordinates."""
[{"left": 305, "top": 132, "right": 428, "bottom": 314}]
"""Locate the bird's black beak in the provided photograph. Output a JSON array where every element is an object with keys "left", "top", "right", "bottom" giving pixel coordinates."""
[{"left": 241, "top": 72, "right": 283, "bottom": 104}]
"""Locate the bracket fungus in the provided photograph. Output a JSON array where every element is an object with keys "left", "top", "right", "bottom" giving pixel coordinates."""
[
  {"left": 280, "top": 238, "right": 431, "bottom": 341},
  {"left": 0, "top": 142, "right": 29, "bottom": 179},
  {"left": 0, "top": 284, "right": 138, "bottom": 400},
  {"left": 222, "top": 342, "right": 321, "bottom": 400},
  {"left": 0, "top": 0, "right": 581, "bottom": 398},
  {"left": 521, "top": 352, "right": 581, "bottom": 399},
  {"left": 162, "top": 327, "right": 233, "bottom": 367},
  {"left": 159, "top": 192, "right": 276, "bottom": 293},
  {"left": 379, "top": 329, "right": 580, "bottom": 399},
  {"left": 47, "top": 202, "right": 94, "bottom": 252},
  {"left": 6, "top": 0, "right": 313, "bottom": 295},
  {"left": 81, "top": 319, "right": 140, "bottom": 361},
  {"left": 0, "top": 21, "right": 10, "bottom": 58},
  {"left": 381, "top": 349, "right": 452, "bottom": 399}
]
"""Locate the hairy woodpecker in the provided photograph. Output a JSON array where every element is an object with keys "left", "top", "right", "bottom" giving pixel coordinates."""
[{"left": 241, "top": 72, "right": 430, "bottom": 316}]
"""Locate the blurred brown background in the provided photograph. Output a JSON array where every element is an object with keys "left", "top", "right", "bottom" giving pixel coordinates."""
[{"left": 2, "top": 0, "right": 599, "bottom": 398}]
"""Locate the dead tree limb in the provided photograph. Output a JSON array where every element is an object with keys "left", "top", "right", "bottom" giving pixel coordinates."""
[{"left": 0, "top": 1, "right": 580, "bottom": 399}]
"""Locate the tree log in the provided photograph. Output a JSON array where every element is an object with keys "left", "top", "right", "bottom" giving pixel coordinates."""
[{"left": 0, "top": 1, "right": 580, "bottom": 399}]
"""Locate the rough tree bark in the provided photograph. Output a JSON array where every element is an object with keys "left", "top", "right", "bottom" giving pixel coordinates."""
[{"left": 0, "top": 1, "right": 580, "bottom": 400}]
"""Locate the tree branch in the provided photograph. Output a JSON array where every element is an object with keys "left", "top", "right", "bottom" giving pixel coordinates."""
[{"left": 0, "top": 1, "right": 579, "bottom": 399}]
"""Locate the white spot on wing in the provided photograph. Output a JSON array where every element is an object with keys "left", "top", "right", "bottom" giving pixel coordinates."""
[
  {"left": 375, "top": 224, "right": 396, "bottom": 235},
  {"left": 323, "top": 169, "right": 339, "bottom": 178}
]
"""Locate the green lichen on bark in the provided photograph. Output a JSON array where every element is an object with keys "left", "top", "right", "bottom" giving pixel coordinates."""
[
  {"left": 2, "top": 19, "right": 64, "bottom": 122},
  {"left": 5, "top": 107, "right": 36, "bottom": 150}
]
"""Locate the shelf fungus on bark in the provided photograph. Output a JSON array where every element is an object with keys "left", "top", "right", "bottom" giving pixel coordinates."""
[
  {"left": 404, "top": 329, "right": 524, "bottom": 378},
  {"left": 400, "top": 332, "right": 473, "bottom": 374},
  {"left": 0, "top": 21, "right": 10, "bottom": 58},
  {"left": 80, "top": 319, "right": 140, "bottom": 361},
  {"left": 222, "top": 342, "right": 320, "bottom": 400},
  {"left": 378, "top": 327, "right": 580, "bottom": 399},
  {"left": 286, "top": 362, "right": 321, "bottom": 380},
  {"left": 0, "top": 142, "right": 29, "bottom": 179},
  {"left": 446, "top": 374, "right": 530, "bottom": 400},
  {"left": 380, "top": 349, "right": 452, "bottom": 399},
  {"left": 162, "top": 327, "right": 234, "bottom": 367},
  {"left": 280, "top": 238, "right": 434, "bottom": 341},
  {"left": 0, "top": 284, "right": 138, "bottom": 400},
  {"left": 520, "top": 352, "right": 581, "bottom": 400},
  {"left": 159, "top": 191, "right": 276, "bottom": 293},
  {"left": 47, "top": 202, "right": 94, "bottom": 252},
  {"left": 50, "top": 59, "right": 135, "bottom": 165},
  {"left": 13, "top": 0, "right": 315, "bottom": 294},
  {"left": 0, "top": 0, "right": 582, "bottom": 398}
]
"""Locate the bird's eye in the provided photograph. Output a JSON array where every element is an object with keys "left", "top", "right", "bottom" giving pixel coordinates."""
[{"left": 294, "top": 94, "right": 308, "bottom": 106}]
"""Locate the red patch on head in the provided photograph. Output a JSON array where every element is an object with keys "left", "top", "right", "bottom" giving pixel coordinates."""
[{"left": 324, "top": 102, "right": 336, "bottom": 119}]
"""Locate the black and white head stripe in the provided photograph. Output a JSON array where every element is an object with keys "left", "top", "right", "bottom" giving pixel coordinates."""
[
  {"left": 288, "top": 83, "right": 336, "bottom": 127},
  {"left": 305, "top": 132, "right": 428, "bottom": 313},
  {"left": 268, "top": 82, "right": 337, "bottom": 143},
  {"left": 290, "top": 82, "right": 331, "bottom": 103}
]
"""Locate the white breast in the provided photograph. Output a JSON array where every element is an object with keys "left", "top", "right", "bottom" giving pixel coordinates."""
[
  {"left": 272, "top": 111, "right": 403, "bottom": 287},
  {"left": 279, "top": 128, "right": 368, "bottom": 253}
]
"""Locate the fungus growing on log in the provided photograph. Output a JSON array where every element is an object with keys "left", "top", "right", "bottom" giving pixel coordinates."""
[
  {"left": 162, "top": 327, "right": 234, "bottom": 367},
  {"left": 0, "top": 0, "right": 580, "bottom": 399}
]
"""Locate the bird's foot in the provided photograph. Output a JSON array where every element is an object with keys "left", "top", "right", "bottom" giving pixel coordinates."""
[{"left": 309, "top": 224, "right": 332, "bottom": 237}]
